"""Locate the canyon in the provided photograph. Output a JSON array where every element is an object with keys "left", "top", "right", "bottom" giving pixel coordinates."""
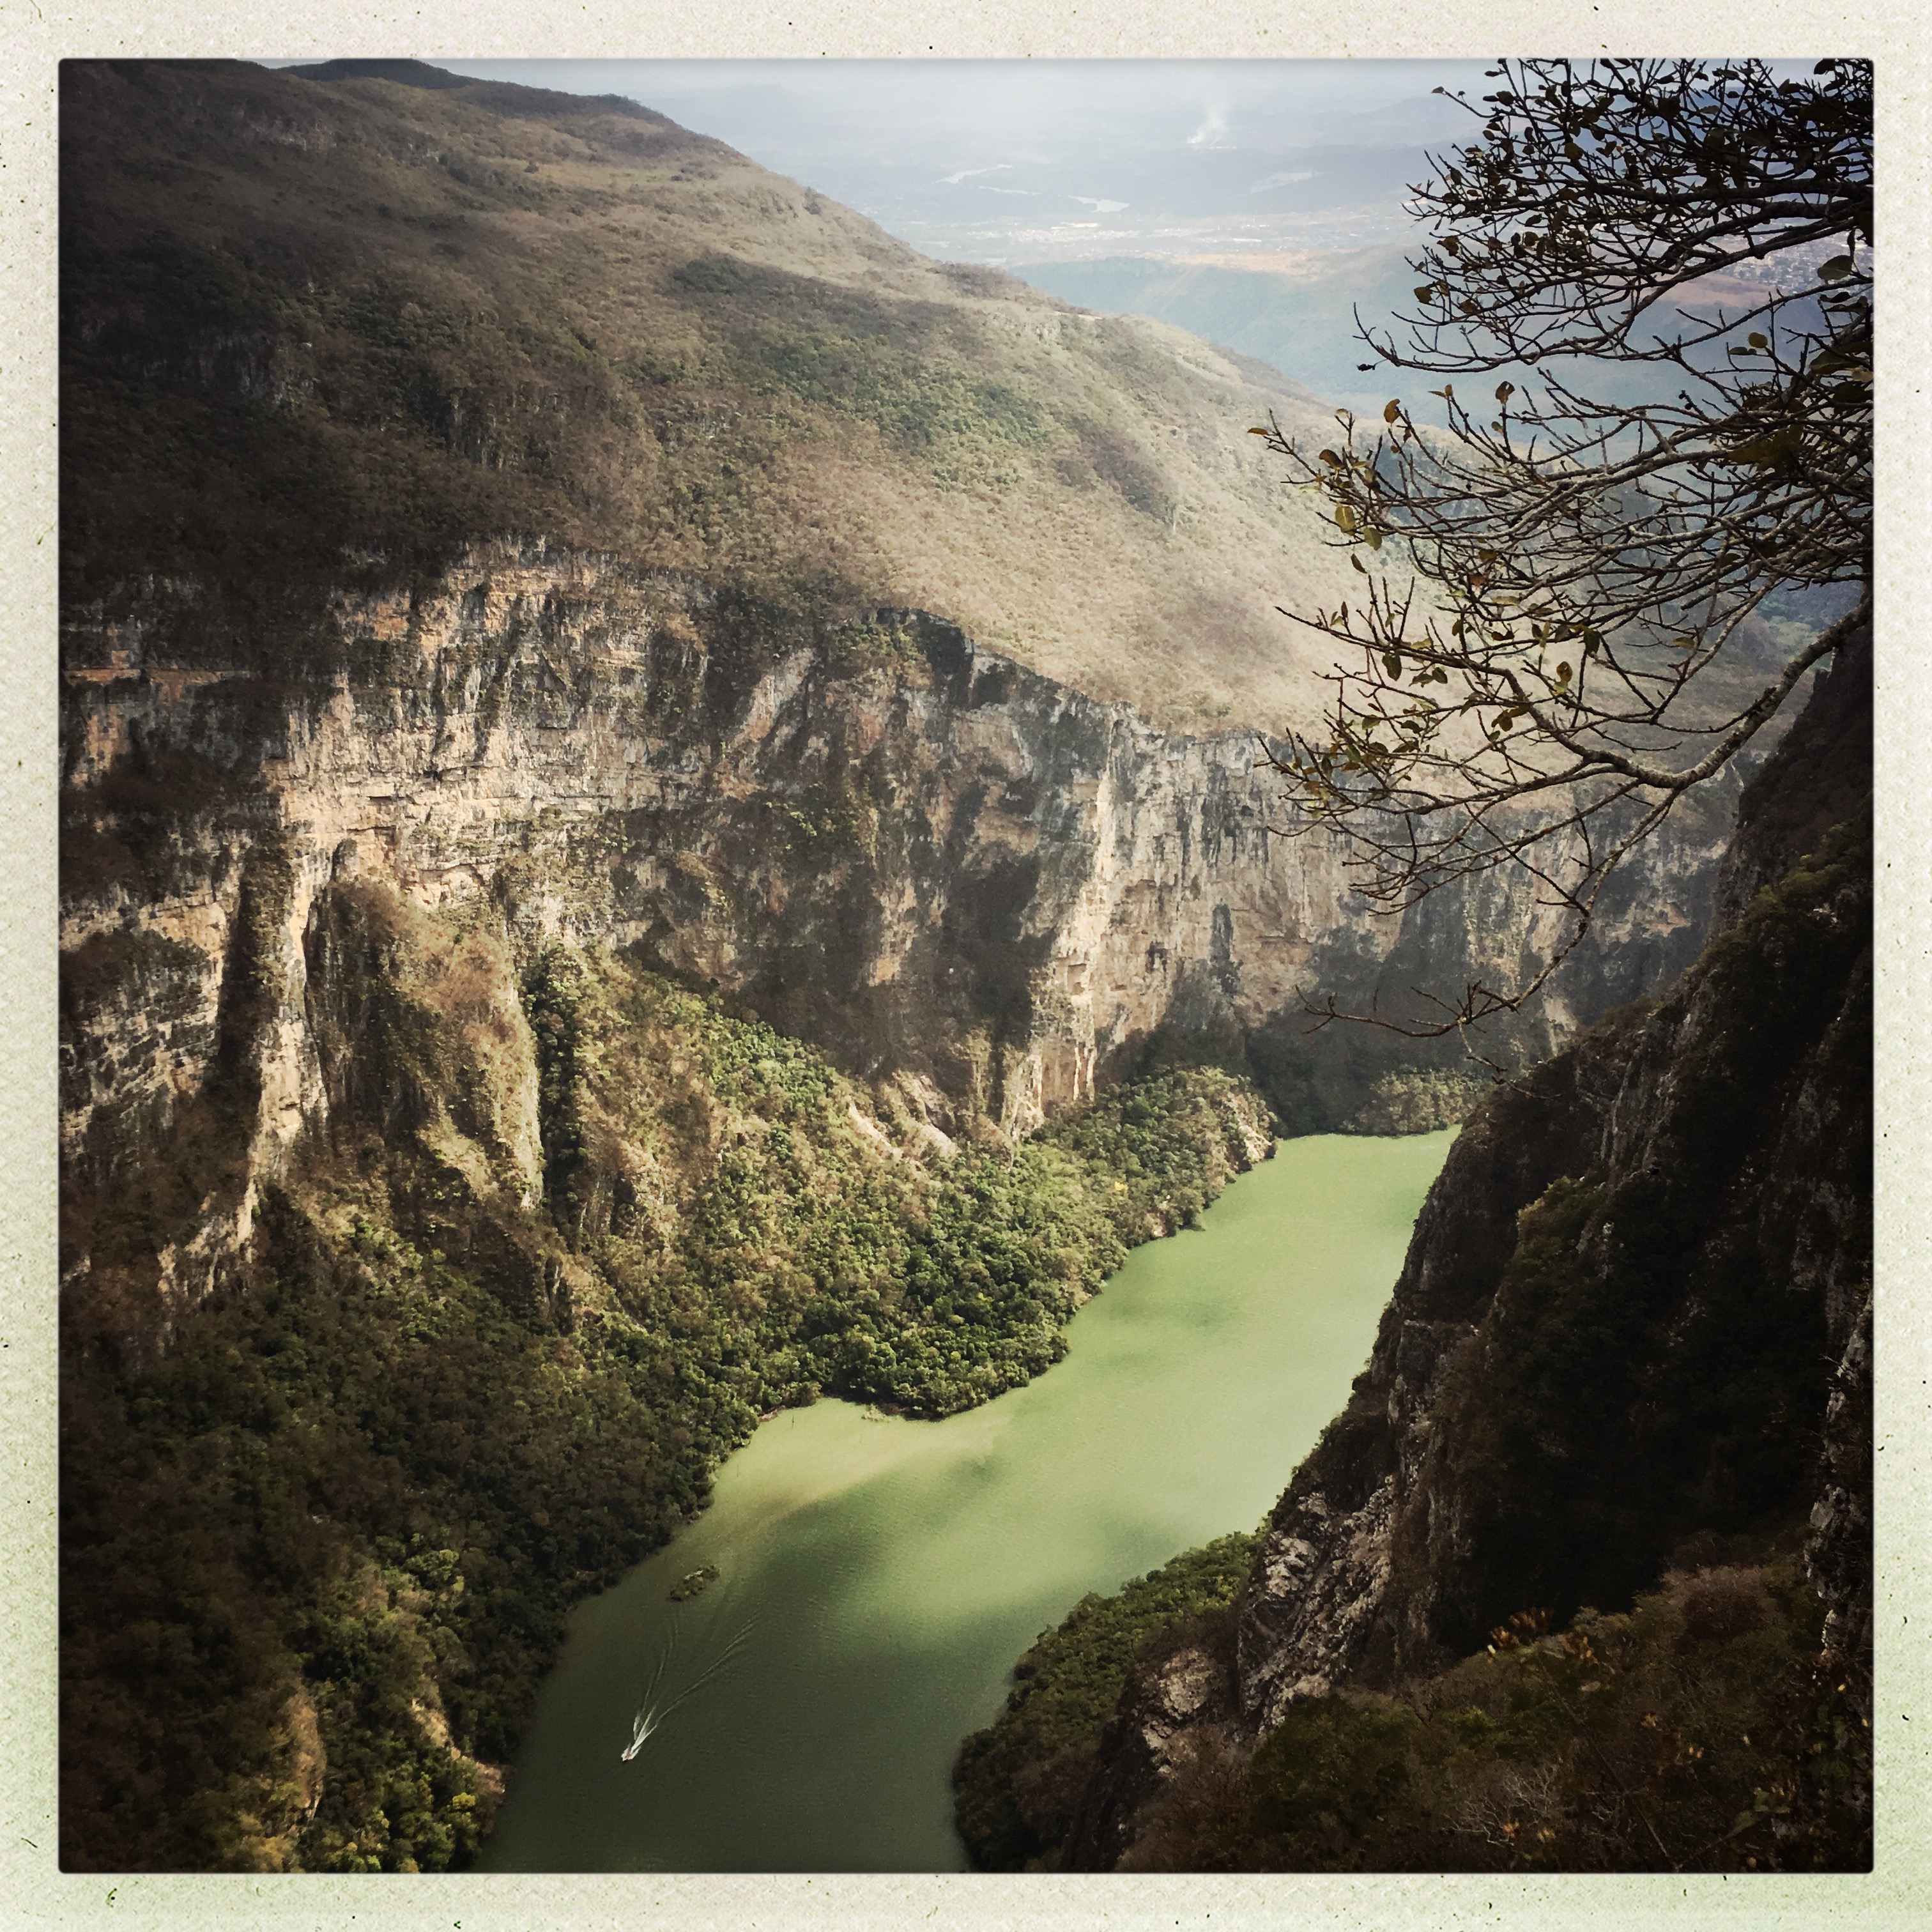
[
  {"left": 61, "top": 549, "right": 1731, "bottom": 1324},
  {"left": 54, "top": 57, "right": 1870, "bottom": 1880},
  {"left": 963, "top": 617, "right": 1873, "bottom": 1874}
]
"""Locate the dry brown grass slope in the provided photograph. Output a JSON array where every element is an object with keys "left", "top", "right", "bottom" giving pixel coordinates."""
[{"left": 62, "top": 59, "right": 1360, "bottom": 732}]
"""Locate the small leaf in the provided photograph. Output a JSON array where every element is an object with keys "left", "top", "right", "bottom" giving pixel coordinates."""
[
  {"left": 1335, "top": 504, "right": 1358, "bottom": 533},
  {"left": 1383, "top": 652, "right": 1402, "bottom": 678},
  {"left": 1414, "top": 285, "right": 1436, "bottom": 304},
  {"left": 1747, "top": 330, "right": 1768, "bottom": 348},
  {"left": 1731, "top": 428, "right": 1802, "bottom": 468},
  {"left": 1319, "top": 448, "right": 1342, "bottom": 466},
  {"left": 1247, "top": 425, "right": 1269, "bottom": 435},
  {"left": 1363, "top": 528, "right": 1383, "bottom": 549},
  {"left": 1818, "top": 254, "right": 1855, "bottom": 281},
  {"left": 1384, "top": 399, "right": 1401, "bottom": 423},
  {"left": 1495, "top": 381, "right": 1515, "bottom": 402},
  {"left": 1351, "top": 553, "right": 1367, "bottom": 573}
]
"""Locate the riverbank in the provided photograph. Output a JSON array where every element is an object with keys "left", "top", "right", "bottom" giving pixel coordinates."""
[{"left": 479, "top": 1131, "right": 1452, "bottom": 1871}]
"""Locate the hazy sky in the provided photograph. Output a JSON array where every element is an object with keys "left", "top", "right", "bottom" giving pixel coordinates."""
[{"left": 277, "top": 59, "right": 1497, "bottom": 263}]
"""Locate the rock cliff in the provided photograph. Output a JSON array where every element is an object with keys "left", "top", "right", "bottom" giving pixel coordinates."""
[
  {"left": 61, "top": 550, "right": 1730, "bottom": 1318},
  {"left": 1235, "top": 614, "right": 1871, "bottom": 1723},
  {"left": 57, "top": 57, "right": 1744, "bottom": 1328},
  {"left": 1047, "top": 614, "right": 1871, "bottom": 1872}
]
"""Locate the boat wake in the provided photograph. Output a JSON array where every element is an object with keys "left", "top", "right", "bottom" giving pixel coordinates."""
[{"left": 621, "top": 1611, "right": 756, "bottom": 1760}]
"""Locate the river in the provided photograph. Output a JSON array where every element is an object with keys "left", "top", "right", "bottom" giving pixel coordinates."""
[{"left": 480, "top": 1129, "right": 1452, "bottom": 1872}]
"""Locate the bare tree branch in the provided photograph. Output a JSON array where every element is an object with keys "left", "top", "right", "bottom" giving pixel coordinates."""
[{"left": 1255, "top": 57, "right": 1871, "bottom": 1042}]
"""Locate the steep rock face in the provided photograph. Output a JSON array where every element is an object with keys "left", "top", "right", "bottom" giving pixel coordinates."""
[
  {"left": 1057, "top": 1616, "right": 1248, "bottom": 1875},
  {"left": 1054, "top": 619, "right": 1871, "bottom": 1868},
  {"left": 60, "top": 550, "right": 1726, "bottom": 1314},
  {"left": 1234, "top": 621, "right": 1871, "bottom": 1730},
  {"left": 1238, "top": 821, "right": 1869, "bottom": 1729}
]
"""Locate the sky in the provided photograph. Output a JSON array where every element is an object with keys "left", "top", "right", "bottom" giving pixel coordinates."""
[{"left": 269, "top": 59, "right": 1497, "bottom": 264}]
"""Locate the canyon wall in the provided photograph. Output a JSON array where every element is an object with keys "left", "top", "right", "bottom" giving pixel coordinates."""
[
  {"left": 61, "top": 548, "right": 1731, "bottom": 1312},
  {"left": 1050, "top": 617, "right": 1872, "bottom": 1871}
]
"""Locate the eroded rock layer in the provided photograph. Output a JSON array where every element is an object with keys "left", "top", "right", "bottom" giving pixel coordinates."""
[{"left": 62, "top": 553, "right": 1729, "bottom": 1317}]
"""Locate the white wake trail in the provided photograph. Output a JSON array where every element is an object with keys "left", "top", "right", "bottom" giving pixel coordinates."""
[{"left": 620, "top": 1616, "right": 756, "bottom": 1760}]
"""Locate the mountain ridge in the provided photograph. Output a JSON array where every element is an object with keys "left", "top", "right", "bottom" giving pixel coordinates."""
[{"left": 62, "top": 57, "right": 1381, "bottom": 735}]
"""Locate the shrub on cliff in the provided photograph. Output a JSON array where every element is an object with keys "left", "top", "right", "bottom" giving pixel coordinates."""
[
  {"left": 1131, "top": 1556, "right": 1867, "bottom": 1873},
  {"left": 953, "top": 1535, "right": 1257, "bottom": 1872}
]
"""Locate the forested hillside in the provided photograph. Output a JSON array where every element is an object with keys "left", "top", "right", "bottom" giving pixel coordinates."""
[{"left": 63, "top": 899, "right": 1273, "bottom": 1869}]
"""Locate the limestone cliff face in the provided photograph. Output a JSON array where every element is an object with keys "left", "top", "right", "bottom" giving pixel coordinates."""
[
  {"left": 1052, "top": 619, "right": 1871, "bottom": 1870},
  {"left": 1233, "top": 618, "right": 1871, "bottom": 1729},
  {"left": 60, "top": 548, "right": 1726, "bottom": 1313}
]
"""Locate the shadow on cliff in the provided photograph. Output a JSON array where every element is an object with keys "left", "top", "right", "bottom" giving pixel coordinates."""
[{"left": 961, "top": 615, "right": 1872, "bottom": 1875}]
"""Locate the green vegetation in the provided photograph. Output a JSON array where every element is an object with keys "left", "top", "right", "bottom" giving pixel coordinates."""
[
  {"left": 668, "top": 1567, "right": 719, "bottom": 1602},
  {"left": 1116, "top": 1554, "right": 1867, "bottom": 1873},
  {"left": 59, "top": 898, "right": 1275, "bottom": 1871},
  {"left": 523, "top": 944, "right": 1270, "bottom": 1418},
  {"left": 953, "top": 1535, "right": 1257, "bottom": 1871},
  {"left": 63, "top": 1205, "right": 630, "bottom": 1873},
  {"left": 955, "top": 1544, "right": 1867, "bottom": 1874},
  {"left": 1344, "top": 1067, "right": 1488, "bottom": 1135}
]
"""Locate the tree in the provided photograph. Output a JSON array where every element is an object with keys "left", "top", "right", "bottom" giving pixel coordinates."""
[{"left": 1250, "top": 57, "right": 1872, "bottom": 1040}]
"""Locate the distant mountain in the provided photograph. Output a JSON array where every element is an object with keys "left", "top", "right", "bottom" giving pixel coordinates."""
[
  {"left": 1015, "top": 244, "right": 1841, "bottom": 425},
  {"left": 1010, "top": 250, "right": 1418, "bottom": 414},
  {"left": 61, "top": 59, "right": 1375, "bottom": 735}
]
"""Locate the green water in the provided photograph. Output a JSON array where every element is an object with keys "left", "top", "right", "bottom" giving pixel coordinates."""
[{"left": 480, "top": 1130, "right": 1452, "bottom": 1872}]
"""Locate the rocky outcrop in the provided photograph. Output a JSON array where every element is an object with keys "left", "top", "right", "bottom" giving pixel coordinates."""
[
  {"left": 1233, "top": 617, "right": 1871, "bottom": 1728},
  {"left": 1714, "top": 602, "right": 1873, "bottom": 926},
  {"left": 1058, "top": 1618, "right": 1246, "bottom": 1874},
  {"left": 60, "top": 549, "right": 1729, "bottom": 1318},
  {"left": 1236, "top": 614, "right": 1870, "bottom": 1723},
  {"left": 1238, "top": 828, "right": 1868, "bottom": 1724}
]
